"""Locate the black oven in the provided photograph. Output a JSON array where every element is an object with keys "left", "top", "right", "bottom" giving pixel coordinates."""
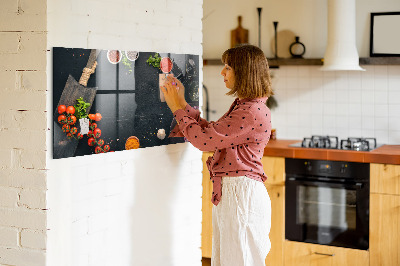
[{"left": 285, "top": 158, "right": 369, "bottom": 250}]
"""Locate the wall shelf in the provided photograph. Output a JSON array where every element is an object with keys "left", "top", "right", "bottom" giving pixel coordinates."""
[
  {"left": 203, "top": 57, "right": 400, "bottom": 67},
  {"left": 359, "top": 57, "right": 400, "bottom": 65},
  {"left": 203, "top": 58, "right": 322, "bottom": 67}
]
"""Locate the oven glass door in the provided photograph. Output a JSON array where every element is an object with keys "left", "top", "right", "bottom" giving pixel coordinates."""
[{"left": 286, "top": 179, "right": 369, "bottom": 250}]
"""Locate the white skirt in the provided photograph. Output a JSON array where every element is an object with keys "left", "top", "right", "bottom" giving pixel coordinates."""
[{"left": 212, "top": 176, "right": 271, "bottom": 266}]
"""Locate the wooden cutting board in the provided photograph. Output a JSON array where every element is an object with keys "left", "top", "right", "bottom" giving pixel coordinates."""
[
  {"left": 231, "top": 16, "right": 249, "bottom": 48},
  {"left": 53, "top": 49, "right": 98, "bottom": 159}
]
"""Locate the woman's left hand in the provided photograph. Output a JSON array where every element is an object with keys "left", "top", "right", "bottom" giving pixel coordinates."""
[{"left": 160, "top": 76, "right": 184, "bottom": 113}]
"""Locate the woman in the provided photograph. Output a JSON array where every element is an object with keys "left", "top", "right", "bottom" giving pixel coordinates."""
[{"left": 161, "top": 44, "right": 273, "bottom": 266}]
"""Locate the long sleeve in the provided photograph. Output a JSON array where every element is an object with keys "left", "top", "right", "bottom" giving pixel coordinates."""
[
  {"left": 172, "top": 105, "right": 256, "bottom": 152},
  {"left": 169, "top": 104, "right": 211, "bottom": 137}
]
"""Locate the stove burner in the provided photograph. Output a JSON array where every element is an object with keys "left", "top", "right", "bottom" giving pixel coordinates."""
[
  {"left": 340, "top": 137, "right": 377, "bottom": 151},
  {"left": 295, "top": 136, "right": 378, "bottom": 151},
  {"left": 301, "top": 135, "right": 339, "bottom": 149}
]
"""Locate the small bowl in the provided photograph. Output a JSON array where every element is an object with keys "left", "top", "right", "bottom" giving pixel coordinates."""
[
  {"left": 107, "top": 50, "right": 122, "bottom": 64},
  {"left": 125, "top": 136, "right": 140, "bottom": 150},
  {"left": 125, "top": 51, "right": 139, "bottom": 61},
  {"left": 160, "top": 57, "right": 173, "bottom": 73}
]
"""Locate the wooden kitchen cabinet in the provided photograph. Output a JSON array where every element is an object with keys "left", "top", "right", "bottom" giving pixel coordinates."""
[
  {"left": 264, "top": 184, "right": 285, "bottom": 266},
  {"left": 370, "top": 193, "right": 400, "bottom": 266},
  {"left": 370, "top": 163, "right": 400, "bottom": 195},
  {"left": 284, "top": 241, "right": 369, "bottom": 266},
  {"left": 202, "top": 152, "right": 213, "bottom": 258},
  {"left": 261, "top": 156, "right": 285, "bottom": 186},
  {"left": 370, "top": 163, "right": 400, "bottom": 266},
  {"left": 261, "top": 156, "right": 285, "bottom": 266}
]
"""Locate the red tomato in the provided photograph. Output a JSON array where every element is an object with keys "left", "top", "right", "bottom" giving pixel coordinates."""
[
  {"left": 58, "top": 114, "right": 66, "bottom": 124},
  {"left": 66, "top": 106, "right": 75, "bottom": 115},
  {"left": 77, "top": 133, "right": 83, "bottom": 139},
  {"left": 103, "top": 145, "right": 110, "bottom": 152},
  {"left": 88, "top": 114, "right": 96, "bottom": 120},
  {"left": 62, "top": 124, "right": 70, "bottom": 133},
  {"left": 90, "top": 123, "right": 97, "bottom": 130},
  {"left": 69, "top": 115, "right": 77, "bottom": 125},
  {"left": 95, "top": 113, "right": 102, "bottom": 121},
  {"left": 93, "top": 128, "right": 101, "bottom": 138},
  {"left": 58, "top": 105, "right": 66, "bottom": 114},
  {"left": 95, "top": 146, "right": 103, "bottom": 154},
  {"left": 70, "top": 127, "right": 77, "bottom": 134},
  {"left": 88, "top": 137, "right": 96, "bottom": 146},
  {"left": 97, "top": 139, "right": 104, "bottom": 146}
]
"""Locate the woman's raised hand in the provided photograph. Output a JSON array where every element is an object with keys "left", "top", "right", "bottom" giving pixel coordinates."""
[
  {"left": 160, "top": 76, "right": 185, "bottom": 113},
  {"left": 168, "top": 75, "right": 187, "bottom": 108}
]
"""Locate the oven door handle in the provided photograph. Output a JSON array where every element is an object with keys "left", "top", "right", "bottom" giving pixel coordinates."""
[{"left": 286, "top": 177, "right": 364, "bottom": 189}]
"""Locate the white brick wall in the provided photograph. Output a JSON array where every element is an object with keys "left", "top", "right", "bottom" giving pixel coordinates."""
[
  {"left": 0, "top": 0, "right": 48, "bottom": 265},
  {"left": 46, "top": 1, "right": 203, "bottom": 266}
]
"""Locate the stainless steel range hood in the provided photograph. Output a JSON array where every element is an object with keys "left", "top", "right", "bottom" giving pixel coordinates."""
[{"left": 320, "top": 0, "right": 365, "bottom": 71}]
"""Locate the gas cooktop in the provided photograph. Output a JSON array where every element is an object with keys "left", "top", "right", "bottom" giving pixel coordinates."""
[{"left": 289, "top": 135, "right": 383, "bottom": 151}]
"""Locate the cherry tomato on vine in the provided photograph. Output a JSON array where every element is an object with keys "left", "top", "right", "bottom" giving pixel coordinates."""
[
  {"left": 95, "top": 146, "right": 103, "bottom": 154},
  {"left": 70, "top": 127, "right": 77, "bottom": 134},
  {"left": 97, "top": 139, "right": 104, "bottom": 146},
  {"left": 77, "top": 133, "right": 83, "bottom": 139},
  {"left": 103, "top": 145, "right": 110, "bottom": 152},
  {"left": 87, "top": 130, "right": 93, "bottom": 137},
  {"left": 66, "top": 133, "right": 73, "bottom": 138},
  {"left": 88, "top": 114, "right": 96, "bottom": 120},
  {"left": 66, "top": 106, "right": 75, "bottom": 115},
  {"left": 62, "top": 124, "right": 70, "bottom": 133},
  {"left": 88, "top": 137, "right": 96, "bottom": 146},
  {"left": 93, "top": 128, "right": 101, "bottom": 138},
  {"left": 58, "top": 105, "right": 66, "bottom": 114},
  {"left": 69, "top": 115, "right": 77, "bottom": 125},
  {"left": 90, "top": 123, "right": 97, "bottom": 130},
  {"left": 95, "top": 113, "right": 102, "bottom": 121},
  {"left": 58, "top": 114, "right": 66, "bottom": 124}
]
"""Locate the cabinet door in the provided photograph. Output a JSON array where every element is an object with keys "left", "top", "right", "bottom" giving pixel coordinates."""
[
  {"left": 284, "top": 241, "right": 369, "bottom": 266},
  {"left": 370, "top": 163, "right": 400, "bottom": 195},
  {"left": 265, "top": 184, "right": 285, "bottom": 266},
  {"left": 202, "top": 152, "right": 213, "bottom": 258},
  {"left": 370, "top": 193, "right": 400, "bottom": 266},
  {"left": 261, "top": 156, "right": 285, "bottom": 185}
]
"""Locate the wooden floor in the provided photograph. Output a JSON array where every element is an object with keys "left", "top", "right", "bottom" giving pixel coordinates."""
[{"left": 202, "top": 257, "right": 211, "bottom": 266}]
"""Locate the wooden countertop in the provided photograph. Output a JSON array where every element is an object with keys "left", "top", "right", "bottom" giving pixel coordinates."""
[{"left": 263, "top": 139, "right": 400, "bottom": 165}]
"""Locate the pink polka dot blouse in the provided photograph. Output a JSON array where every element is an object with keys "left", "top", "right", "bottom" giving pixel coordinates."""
[{"left": 169, "top": 97, "right": 272, "bottom": 206}]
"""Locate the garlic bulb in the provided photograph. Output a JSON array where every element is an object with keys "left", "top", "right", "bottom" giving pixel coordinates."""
[{"left": 157, "top": 128, "right": 166, "bottom": 140}]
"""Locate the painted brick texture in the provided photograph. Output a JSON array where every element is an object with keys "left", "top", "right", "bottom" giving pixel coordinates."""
[{"left": 0, "top": 0, "right": 48, "bottom": 265}]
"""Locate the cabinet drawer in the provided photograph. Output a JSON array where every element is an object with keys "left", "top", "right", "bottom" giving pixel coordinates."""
[{"left": 284, "top": 241, "right": 369, "bottom": 266}]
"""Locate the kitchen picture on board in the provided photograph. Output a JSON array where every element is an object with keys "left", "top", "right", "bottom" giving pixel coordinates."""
[{"left": 52, "top": 47, "right": 200, "bottom": 159}]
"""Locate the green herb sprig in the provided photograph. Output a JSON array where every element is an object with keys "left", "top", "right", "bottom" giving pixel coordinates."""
[
  {"left": 121, "top": 52, "right": 133, "bottom": 74},
  {"left": 146, "top": 53, "right": 161, "bottom": 69},
  {"left": 74, "top": 97, "right": 91, "bottom": 119}
]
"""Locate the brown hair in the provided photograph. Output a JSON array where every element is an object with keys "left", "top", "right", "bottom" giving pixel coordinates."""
[{"left": 221, "top": 44, "right": 273, "bottom": 99}]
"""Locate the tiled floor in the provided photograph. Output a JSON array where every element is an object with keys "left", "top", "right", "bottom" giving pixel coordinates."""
[{"left": 202, "top": 257, "right": 211, "bottom": 266}]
